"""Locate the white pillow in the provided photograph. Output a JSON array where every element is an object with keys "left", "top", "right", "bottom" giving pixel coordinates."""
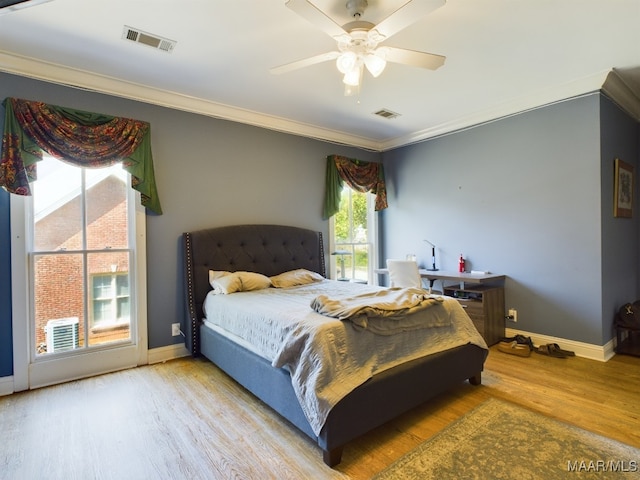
[
  {"left": 208, "top": 270, "right": 271, "bottom": 294},
  {"left": 209, "top": 270, "right": 231, "bottom": 285},
  {"left": 211, "top": 274, "right": 242, "bottom": 295},
  {"left": 270, "top": 269, "right": 324, "bottom": 288}
]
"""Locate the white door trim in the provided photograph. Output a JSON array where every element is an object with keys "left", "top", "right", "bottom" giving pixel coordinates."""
[{"left": 10, "top": 194, "right": 29, "bottom": 392}]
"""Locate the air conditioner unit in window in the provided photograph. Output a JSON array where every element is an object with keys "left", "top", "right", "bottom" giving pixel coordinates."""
[{"left": 45, "top": 317, "right": 79, "bottom": 353}]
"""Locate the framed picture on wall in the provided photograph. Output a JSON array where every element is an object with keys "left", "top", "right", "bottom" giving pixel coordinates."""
[{"left": 614, "top": 158, "right": 633, "bottom": 218}]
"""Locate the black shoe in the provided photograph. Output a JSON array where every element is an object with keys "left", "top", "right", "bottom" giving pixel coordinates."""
[{"left": 499, "top": 334, "right": 534, "bottom": 351}]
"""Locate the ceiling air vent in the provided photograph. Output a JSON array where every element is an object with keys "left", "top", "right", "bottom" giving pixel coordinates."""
[
  {"left": 0, "top": 0, "right": 53, "bottom": 15},
  {"left": 122, "top": 26, "right": 176, "bottom": 53},
  {"left": 373, "top": 109, "right": 401, "bottom": 120}
]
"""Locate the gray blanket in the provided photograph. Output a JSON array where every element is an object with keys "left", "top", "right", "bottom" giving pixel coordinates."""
[{"left": 310, "top": 287, "right": 449, "bottom": 335}]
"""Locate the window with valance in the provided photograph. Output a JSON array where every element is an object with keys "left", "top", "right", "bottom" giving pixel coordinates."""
[
  {"left": 323, "top": 154, "right": 387, "bottom": 219},
  {"left": 0, "top": 97, "right": 162, "bottom": 214}
]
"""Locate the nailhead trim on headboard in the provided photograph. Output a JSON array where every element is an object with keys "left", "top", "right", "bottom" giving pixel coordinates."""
[{"left": 182, "top": 232, "right": 199, "bottom": 355}]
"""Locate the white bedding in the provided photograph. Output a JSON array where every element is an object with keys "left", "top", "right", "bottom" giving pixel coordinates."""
[{"left": 203, "top": 279, "right": 487, "bottom": 436}]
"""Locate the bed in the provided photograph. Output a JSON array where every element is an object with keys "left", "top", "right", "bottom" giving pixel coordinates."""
[{"left": 182, "top": 224, "right": 488, "bottom": 466}]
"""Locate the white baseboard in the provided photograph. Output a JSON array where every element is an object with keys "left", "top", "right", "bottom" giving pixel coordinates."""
[
  {"left": 147, "top": 342, "right": 191, "bottom": 365},
  {"left": 505, "top": 327, "right": 616, "bottom": 362},
  {"left": 0, "top": 375, "right": 14, "bottom": 397}
]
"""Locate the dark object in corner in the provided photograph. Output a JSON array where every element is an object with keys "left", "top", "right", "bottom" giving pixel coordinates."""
[{"left": 615, "top": 301, "right": 640, "bottom": 357}]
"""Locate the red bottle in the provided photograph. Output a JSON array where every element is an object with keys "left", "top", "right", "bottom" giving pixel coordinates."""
[{"left": 458, "top": 254, "right": 465, "bottom": 273}]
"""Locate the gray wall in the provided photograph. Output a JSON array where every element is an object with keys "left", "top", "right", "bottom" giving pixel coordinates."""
[
  {"left": 0, "top": 72, "right": 380, "bottom": 372},
  {"left": 381, "top": 94, "right": 639, "bottom": 346},
  {"left": 600, "top": 95, "right": 640, "bottom": 340}
]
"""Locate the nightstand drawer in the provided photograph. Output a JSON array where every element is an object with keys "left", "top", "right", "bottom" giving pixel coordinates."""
[{"left": 457, "top": 299, "right": 484, "bottom": 316}]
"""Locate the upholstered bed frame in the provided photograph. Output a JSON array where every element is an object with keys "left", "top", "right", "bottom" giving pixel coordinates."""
[{"left": 183, "top": 224, "right": 486, "bottom": 466}]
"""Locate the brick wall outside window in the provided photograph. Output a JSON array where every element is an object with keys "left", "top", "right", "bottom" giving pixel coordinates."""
[{"left": 34, "top": 176, "right": 130, "bottom": 352}]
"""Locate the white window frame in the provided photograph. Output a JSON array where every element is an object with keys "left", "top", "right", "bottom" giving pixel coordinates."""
[
  {"left": 328, "top": 189, "right": 378, "bottom": 284},
  {"left": 10, "top": 163, "right": 148, "bottom": 391}
]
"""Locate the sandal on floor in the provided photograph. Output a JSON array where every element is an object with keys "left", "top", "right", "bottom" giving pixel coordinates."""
[
  {"left": 535, "top": 343, "right": 568, "bottom": 358},
  {"left": 550, "top": 343, "right": 575, "bottom": 356},
  {"left": 499, "top": 334, "right": 534, "bottom": 351},
  {"left": 498, "top": 340, "right": 531, "bottom": 357}
]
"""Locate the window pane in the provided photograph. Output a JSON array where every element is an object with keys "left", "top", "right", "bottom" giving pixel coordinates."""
[
  {"left": 335, "top": 188, "right": 352, "bottom": 243},
  {"left": 86, "top": 165, "right": 129, "bottom": 250},
  {"left": 33, "top": 253, "right": 85, "bottom": 354},
  {"left": 33, "top": 157, "right": 83, "bottom": 252},
  {"left": 353, "top": 244, "right": 369, "bottom": 283},
  {"left": 352, "top": 190, "right": 367, "bottom": 234}
]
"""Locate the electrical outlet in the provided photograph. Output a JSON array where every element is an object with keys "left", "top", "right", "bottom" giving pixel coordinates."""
[
  {"left": 508, "top": 308, "right": 518, "bottom": 322},
  {"left": 171, "top": 323, "right": 181, "bottom": 336}
]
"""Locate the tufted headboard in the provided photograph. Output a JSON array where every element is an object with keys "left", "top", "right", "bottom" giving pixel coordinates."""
[{"left": 182, "top": 224, "right": 326, "bottom": 355}]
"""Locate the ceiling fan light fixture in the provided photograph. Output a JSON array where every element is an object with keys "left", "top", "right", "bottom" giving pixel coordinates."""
[
  {"left": 364, "top": 52, "right": 386, "bottom": 78},
  {"left": 343, "top": 65, "right": 362, "bottom": 86},
  {"left": 336, "top": 51, "right": 358, "bottom": 74},
  {"left": 279, "top": 0, "right": 447, "bottom": 95}
]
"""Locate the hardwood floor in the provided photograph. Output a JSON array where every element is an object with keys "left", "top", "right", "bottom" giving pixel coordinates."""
[{"left": 1, "top": 346, "right": 639, "bottom": 480}]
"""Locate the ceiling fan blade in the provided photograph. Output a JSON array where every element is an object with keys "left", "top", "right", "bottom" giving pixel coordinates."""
[
  {"left": 285, "top": 0, "right": 347, "bottom": 38},
  {"left": 373, "top": 0, "right": 446, "bottom": 39},
  {"left": 270, "top": 51, "right": 340, "bottom": 75},
  {"left": 384, "top": 46, "right": 446, "bottom": 70}
]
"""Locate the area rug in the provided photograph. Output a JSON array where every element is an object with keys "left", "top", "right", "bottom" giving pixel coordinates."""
[{"left": 373, "top": 398, "right": 640, "bottom": 479}]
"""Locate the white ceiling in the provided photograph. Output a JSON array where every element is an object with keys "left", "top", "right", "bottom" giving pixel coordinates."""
[{"left": 0, "top": 0, "right": 639, "bottom": 151}]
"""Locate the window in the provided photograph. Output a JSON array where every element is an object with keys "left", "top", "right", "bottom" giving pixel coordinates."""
[
  {"left": 91, "top": 273, "right": 130, "bottom": 327},
  {"left": 6, "top": 98, "right": 152, "bottom": 389},
  {"left": 330, "top": 185, "right": 377, "bottom": 284},
  {"left": 30, "top": 156, "right": 135, "bottom": 354}
]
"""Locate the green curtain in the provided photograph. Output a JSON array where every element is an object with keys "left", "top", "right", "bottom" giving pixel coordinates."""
[
  {"left": 322, "top": 154, "right": 388, "bottom": 219},
  {"left": 0, "top": 97, "right": 162, "bottom": 214}
]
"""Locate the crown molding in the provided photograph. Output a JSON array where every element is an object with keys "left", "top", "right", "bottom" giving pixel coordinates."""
[
  {"left": 0, "top": 50, "right": 383, "bottom": 151},
  {"left": 1, "top": 51, "right": 626, "bottom": 154},
  {"left": 601, "top": 68, "right": 640, "bottom": 121},
  {"left": 380, "top": 70, "right": 612, "bottom": 151}
]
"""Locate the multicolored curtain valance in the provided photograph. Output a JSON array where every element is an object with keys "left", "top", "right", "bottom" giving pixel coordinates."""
[
  {"left": 323, "top": 154, "right": 388, "bottom": 219},
  {"left": 0, "top": 97, "right": 162, "bottom": 214}
]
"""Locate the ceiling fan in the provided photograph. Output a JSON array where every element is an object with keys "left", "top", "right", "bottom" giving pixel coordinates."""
[{"left": 271, "top": 0, "right": 447, "bottom": 95}]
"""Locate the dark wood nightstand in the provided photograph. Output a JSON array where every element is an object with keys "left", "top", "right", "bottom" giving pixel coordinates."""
[{"left": 443, "top": 283, "right": 505, "bottom": 346}]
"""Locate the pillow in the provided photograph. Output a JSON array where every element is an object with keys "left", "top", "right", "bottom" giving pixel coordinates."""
[
  {"left": 270, "top": 268, "right": 324, "bottom": 288},
  {"left": 209, "top": 270, "right": 231, "bottom": 285},
  {"left": 208, "top": 270, "right": 271, "bottom": 294},
  {"left": 236, "top": 271, "right": 272, "bottom": 291},
  {"left": 210, "top": 273, "right": 242, "bottom": 295}
]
